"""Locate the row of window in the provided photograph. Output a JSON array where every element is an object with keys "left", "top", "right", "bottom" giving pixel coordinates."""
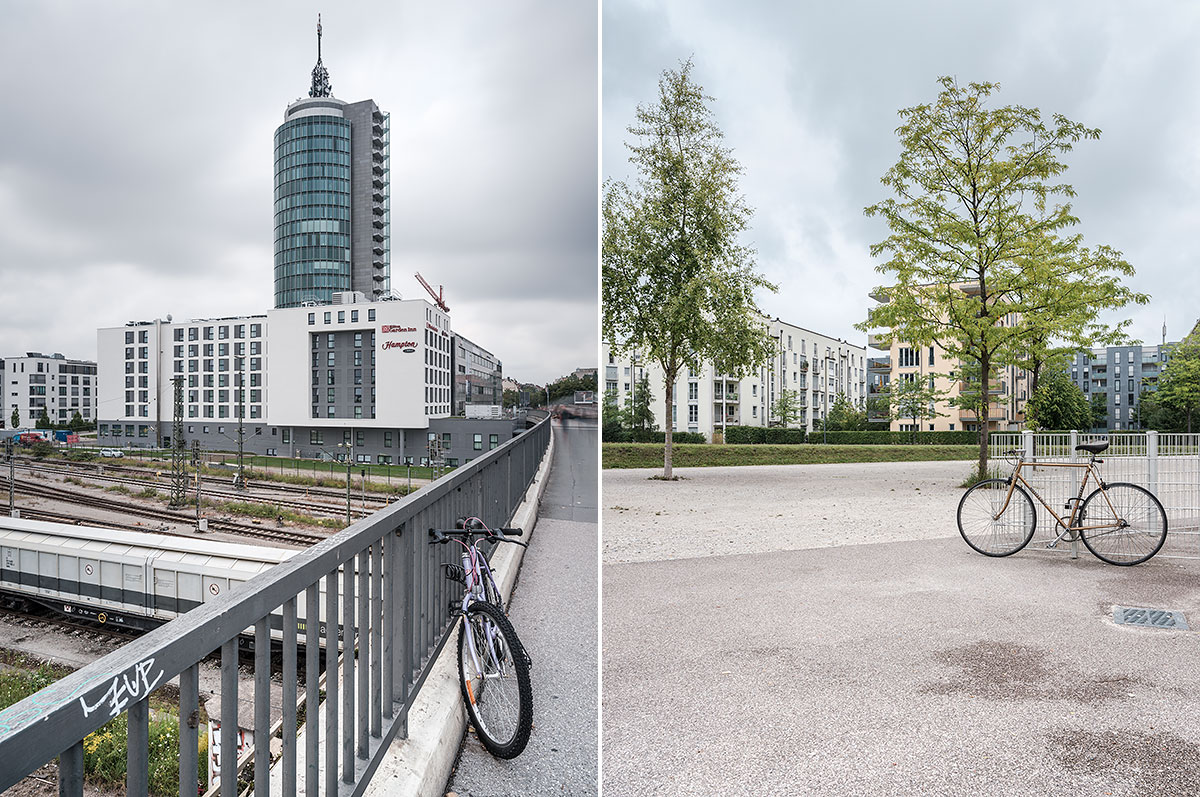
[
  {"left": 310, "top": 405, "right": 376, "bottom": 419},
  {"left": 274, "top": 204, "right": 352, "bottom": 228},
  {"left": 168, "top": 324, "right": 263, "bottom": 343},
  {"left": 273, "top": 190, "right": 351, "bottom": 215},
  {"left": 171, "top": 358, "right": 263, "bottom": 374},
  {"left": 308, "top": 310, "right": 377, "bottom": 326},
  {"left": 276, "top": 117, "right": 350, "bottom": 142},
  {"left": 274, "top": 246, "right": 351, "bottom": 266}
]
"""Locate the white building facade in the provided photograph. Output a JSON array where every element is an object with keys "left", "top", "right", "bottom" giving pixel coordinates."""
[
  {"left": 604, "top": 317, "right": 867, "bottom": 440},
  {"left": 2, "top": 353, "right": 97, "bottom": 429},
  {"left": 95, "top": 297, "right": 511, "bottom": 465}
]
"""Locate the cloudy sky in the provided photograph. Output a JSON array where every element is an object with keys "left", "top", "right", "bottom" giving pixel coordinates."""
[
  {"left": 604, "top": 0, "right": 1200, "bottom": 349},
  {"left": 0, "top": 1, "right": 597, "bottom": 385}
]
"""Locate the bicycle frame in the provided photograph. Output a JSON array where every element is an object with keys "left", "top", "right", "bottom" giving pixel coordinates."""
[
  {"left": 455, "top": 541, "right": 507, "bottom": 696},
  {"left": 995, "top": 458, "right": 1124, "bottom": 539}
]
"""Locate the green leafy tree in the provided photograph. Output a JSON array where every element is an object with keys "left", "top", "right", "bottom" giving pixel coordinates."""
[
  {"left": 502, "top": 389, "right": 520, "bottom": 409},
  {"left": 1090, "top": 392, "right": 1108, "bottom": 430},
  {"left": 68, "top": 412, "right": 86, "bottom": 432},
  {"left": 603, "top": 60, "right": 777, "bottom": 478},
  {"left": 1024, "top": 368, "right": 1091, "bottom": 430},
  {"left": 1156, "top": 332, "right": 1200, "bottom": 432},
  {"left": 771, "top": 389, "right": 801, "bottom": 428},
  {"left": 823, "top": 392, "right": 871, "bottom": 432},
  {"left": 9, "top": 408, "right": 18, "bottom": 429},
  {"left": 602, "top": 388, "right": 626, "bottom": 441},
  {"left": 625, "top": 373, "right": 657, "bottom": 439},
  {"left": 858, "top": 77, "right": 1142, "bottom": 478},
  {"left": 886, "top": 377, "right": 946, "bottom": 441},
  {"left": 35, "top": 408, "right": 51, "bottom": 430}
]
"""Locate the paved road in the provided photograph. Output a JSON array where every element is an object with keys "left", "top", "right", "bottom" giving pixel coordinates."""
[
  {"left": 603, "top": 461, "right": 1200, "bottom": 797},
  {"left": 447, "top": 415, "right": 598, "bottom": 796}
]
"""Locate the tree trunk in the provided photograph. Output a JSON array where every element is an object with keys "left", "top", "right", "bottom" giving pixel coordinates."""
[
  {"left": 978, "top": 351, "right": 991, "bottom": 477},
  {"left": 663, "top": 374, "right": 675, "bottom": 479}
]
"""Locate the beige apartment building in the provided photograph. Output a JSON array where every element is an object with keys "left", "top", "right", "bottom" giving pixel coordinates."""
[{"left": 865, "top": 288, "right": 1029, "bottom": 432}]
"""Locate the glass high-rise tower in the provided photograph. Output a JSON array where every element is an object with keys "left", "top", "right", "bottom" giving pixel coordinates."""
[{"left": 273, "top": 18, "right": 391, "bottom": 308}]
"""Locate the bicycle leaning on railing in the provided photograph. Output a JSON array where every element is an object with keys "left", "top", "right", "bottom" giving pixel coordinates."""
[
  {"left": 956, "top": 440, "right": 1169, "bottom": 566},
  {"left": 429, "top": 517, "right": 534, "bottom": 758}
]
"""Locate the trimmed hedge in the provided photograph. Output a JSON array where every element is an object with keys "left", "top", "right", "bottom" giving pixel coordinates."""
[
  {"left": 723, "top": 425, "right": 806, "bottom": 444},
  {"left": 603, "top": 428, "right": 706, "bottom": 444},
  {"left": 819, "top": 430, "right": 981, "bottom": 445}
]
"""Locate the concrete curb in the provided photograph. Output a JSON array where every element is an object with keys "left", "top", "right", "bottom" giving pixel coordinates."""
[{"left": 363, "top": 426, "right": 556, "bottom": 797}]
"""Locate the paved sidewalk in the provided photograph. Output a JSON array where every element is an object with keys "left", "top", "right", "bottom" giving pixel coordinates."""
[
  {"left": 449, "top": 416, "right": 598, "bottom": 796},
  {"left": 603, "top": 461, "right": 1200, "bottom": 796}
]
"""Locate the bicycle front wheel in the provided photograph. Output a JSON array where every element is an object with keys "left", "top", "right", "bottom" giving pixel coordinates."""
[
  {"left": 957, "top": 479, "right": 1036, "bottom": 557},
  {"left": 1079, "top": 483, "right": 1168, "bottom": 566},
  {"left": 457, "top": 600, "right": 533, "bottom": 758}
]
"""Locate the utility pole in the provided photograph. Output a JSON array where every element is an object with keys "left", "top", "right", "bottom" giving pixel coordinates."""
[
  {"left": 235, "top": 357, "right": 246, "bottom": 490},
  {"left": 169, "top": 376, "right": 188, "bottom": 507},
  {"left": 6, "top": 439, "right": 14, "bottom": 517}
]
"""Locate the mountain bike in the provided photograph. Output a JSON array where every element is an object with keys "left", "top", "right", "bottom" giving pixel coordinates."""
[
  {"left": 956, "top": 440, "right": 1168, "bottom": 566},
  {"left": 429, "top": 517, "right": 533, "bottom": 758}
]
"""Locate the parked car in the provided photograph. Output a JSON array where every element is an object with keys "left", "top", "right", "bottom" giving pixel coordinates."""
[{"left": 99, "top": 448, "right": 124, "bottom": 458}]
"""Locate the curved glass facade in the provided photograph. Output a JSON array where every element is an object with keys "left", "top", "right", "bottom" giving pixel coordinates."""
[{"left": 273, "top": 115, "right": 353, "bottom": 308}]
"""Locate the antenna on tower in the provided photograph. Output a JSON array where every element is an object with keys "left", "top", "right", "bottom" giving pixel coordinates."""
[
  {"left": 1163, "top": 316, "right": 1167, "bottom": 347},
  {"left": 309, "top": 12, "right": 332, "bottom": 98}
]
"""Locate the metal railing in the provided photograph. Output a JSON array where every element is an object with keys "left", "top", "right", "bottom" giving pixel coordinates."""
[
  {"left": 0, "top": 416, "right": 552, "bottom": 796},
  {"left": 989, "top": 430, "right": 1200, "bottom": 559}
]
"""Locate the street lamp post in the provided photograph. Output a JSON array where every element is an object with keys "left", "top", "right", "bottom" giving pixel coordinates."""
[
  {"left": 337, "top": 440, "right": 354, "bottom": 526},
  {"left": 6, "top": 439, "right": 14, "bottom": 517}
]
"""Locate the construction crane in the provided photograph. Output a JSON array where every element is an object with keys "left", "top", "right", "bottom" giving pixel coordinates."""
[{"left": 414, "top": 272, "right": 450, "bottom": 313}]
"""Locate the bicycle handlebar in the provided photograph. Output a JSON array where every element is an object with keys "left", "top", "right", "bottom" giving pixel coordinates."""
[{"left": 428, "top": 527, "right": 524, "bottom": 544}]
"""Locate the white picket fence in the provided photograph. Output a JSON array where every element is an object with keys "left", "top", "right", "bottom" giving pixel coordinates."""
[{"left": 987, "top": 431, "right": 1200, "bottom": 559}]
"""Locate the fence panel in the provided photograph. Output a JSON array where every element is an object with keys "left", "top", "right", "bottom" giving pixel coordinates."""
[{"left": 989, "top": 431, "right": 1200, "bottom": 559}]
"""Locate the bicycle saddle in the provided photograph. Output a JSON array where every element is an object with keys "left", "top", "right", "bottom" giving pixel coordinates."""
[{"left": 1074, "top": 440, "right": 1109, "bottom": 454}]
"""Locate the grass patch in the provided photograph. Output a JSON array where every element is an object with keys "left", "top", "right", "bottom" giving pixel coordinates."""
[
  {"left": 206, "top": 499, "right": 344, "bottom": 530},
  {"left": 136, "top": 487, "right": 160, "bottom": 499},
  {"left": 104, "top": 484, "right": 131, "bottom": 495},
  {"left": 959, "top": 463, "right": 1006, "bottom": 488},
  {"left": 603, "top": 443, "right": 980, "bottom": 469}
]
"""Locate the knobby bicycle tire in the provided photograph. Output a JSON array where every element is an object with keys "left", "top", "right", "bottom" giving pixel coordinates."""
[
  {"left": 957, "top": 478, "right": 1037, "bottom": 557},
  {"left": 1079, "top": 482, "right": 1168, "bottom": 566},
  {"left": 457, "top": 600, "right": 533, "bottom": 759}
]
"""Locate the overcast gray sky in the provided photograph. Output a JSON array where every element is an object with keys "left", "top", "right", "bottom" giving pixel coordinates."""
[
  {"left": 604, "top": 0, "right": 1200, "bottom": 350},
  {"left": 0, "top": 1, "right": 597, "bottom": 385}
]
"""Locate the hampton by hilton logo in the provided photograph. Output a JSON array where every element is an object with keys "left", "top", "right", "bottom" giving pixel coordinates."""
[
  {"left": 382, "top": 340, "right": 417, "bottom": 353},
  {"left": 381, "top": 325, "right": 417, "bottom": 334}
]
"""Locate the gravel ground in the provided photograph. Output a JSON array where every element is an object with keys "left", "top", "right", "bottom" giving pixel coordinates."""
[{"left": 603, "top": 460, "right": 972, "bottom": 563}]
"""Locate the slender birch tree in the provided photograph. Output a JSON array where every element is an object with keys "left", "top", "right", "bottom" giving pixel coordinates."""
[{"left": 603, "top": 60, "right": 777, "bottom": 478}]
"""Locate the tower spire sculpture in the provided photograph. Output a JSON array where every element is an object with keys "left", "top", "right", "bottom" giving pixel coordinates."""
[{"left": 309, "top": 13, "right": 332, "bottom": 98}]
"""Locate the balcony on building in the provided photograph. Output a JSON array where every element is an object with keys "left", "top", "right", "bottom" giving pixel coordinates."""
[
  {"left": 867, "top": 333, "right": 891, "bottom": 351},
  {"left": 868, "top": 287, "right": 890, "bottom": 303},
  {"left": 867, "top": 356, "right": 891, "bottom": 373}
]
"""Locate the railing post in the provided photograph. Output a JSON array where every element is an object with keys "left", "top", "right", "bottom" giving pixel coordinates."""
[
  {"left": 179, "top": 664, "right": 199, "bottom": 797},
  {"left": 127, "top": 698, "right": 149, "bottom": 797},
  {"left": 1022, "top": 429, "right": 1034, "bottom": 462},
  {"left": 220, "top": 640, "right": 238, "bottom": 797},
  {"left": 58, "top": 741, "right": 83, "bottom": 797},
  {"left": 254, "top": 618, "right": 270, "bottom": 796},
  {"left": 1147, "top": 430, "right": 1158, "bottom": 494}
]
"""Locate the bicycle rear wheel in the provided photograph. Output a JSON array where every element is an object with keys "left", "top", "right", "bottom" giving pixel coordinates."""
[
  {"left": 1079, "top": 483, "right": 1168, "bottom": 566},
  {"left": 957, "top": 479, "right": 1036, "bottom": 557},
  {"left": 457, "top": 600, "right": 533, "bottom": 758}
]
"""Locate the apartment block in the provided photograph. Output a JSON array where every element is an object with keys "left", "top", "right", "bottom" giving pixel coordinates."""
[
  {"left": 2, "top": 353, "right": 97, "bottom": 428},
  {"left": 604, "top": 317, "right": 867, "bottom": 440},
  {"left": 1068, "top": 343, "right": 1177, "bottom": 431}
]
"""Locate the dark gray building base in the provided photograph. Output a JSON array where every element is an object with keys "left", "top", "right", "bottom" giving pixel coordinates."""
[{"left": 96, "top": 417, "right": 522, "bottom": 467}]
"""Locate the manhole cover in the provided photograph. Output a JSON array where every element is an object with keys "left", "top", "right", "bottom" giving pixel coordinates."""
[{"left": 1113, "top": 606, "right": 1190, "bottom": 630}]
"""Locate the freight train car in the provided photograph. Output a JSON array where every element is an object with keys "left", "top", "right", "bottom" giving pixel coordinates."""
[{"left": 0, "top": 517, "right": 298, "bottom": 633}]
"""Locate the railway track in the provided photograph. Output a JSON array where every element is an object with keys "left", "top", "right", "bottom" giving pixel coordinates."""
[
  {"left": 14, "top": 463, "right": 378, "bottom": 520},
  {"left": 2, "top": 477, "right": 325, "bottom": 547},
  {"left": 17, "top": 456, "right": 410, "bottom": 504}
]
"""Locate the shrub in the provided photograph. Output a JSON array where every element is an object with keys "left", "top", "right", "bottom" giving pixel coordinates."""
[
  {"left": 722, "top": 426, "right": 805, "bottom": 444},
  {"left": 820, "top": 430, "right": 980, "bottom": 446}
]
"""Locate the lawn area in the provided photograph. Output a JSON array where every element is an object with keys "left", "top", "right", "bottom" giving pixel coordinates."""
[{"left": 603, "top": 442, "right": 979, "bottom": 469}]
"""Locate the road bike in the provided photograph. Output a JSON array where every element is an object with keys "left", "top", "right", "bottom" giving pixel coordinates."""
[
  {"left": 429, "top": 517, "right": 533, "bottom": 758},
  {"left": 956, "top": 440, "right": 1168, "bottom": 566}
]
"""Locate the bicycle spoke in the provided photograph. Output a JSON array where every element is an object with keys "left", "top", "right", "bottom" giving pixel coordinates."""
[
  {"left": 957, "top": 479, "right": 1035, "bottom": 557},
  {"left": 1080, "top": 484, "right": 1167, "bottom": 566}
]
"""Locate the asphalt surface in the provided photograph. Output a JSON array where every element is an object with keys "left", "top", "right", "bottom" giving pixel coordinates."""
[
  {"left": 603, "top": 463, "right": 1200, "bottom": 797},
  {"left": 447, "top": 415, "right": 598, "bottom": 796}
]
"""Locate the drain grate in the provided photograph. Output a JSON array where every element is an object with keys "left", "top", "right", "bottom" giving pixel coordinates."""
[{"left": 1113, "top": 606, "right": 1190, "bottom": 630}]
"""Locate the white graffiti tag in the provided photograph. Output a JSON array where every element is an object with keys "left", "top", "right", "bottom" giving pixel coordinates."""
[{"left": 78, "top": 659, "right": 165, "bottom": 719}]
